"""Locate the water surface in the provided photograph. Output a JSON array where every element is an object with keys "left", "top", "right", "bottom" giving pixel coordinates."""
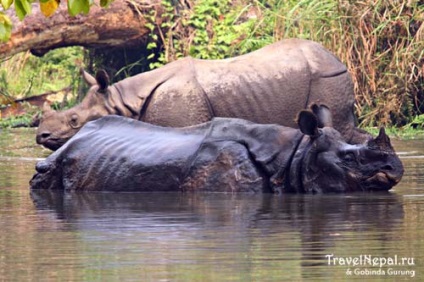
[{"left": 0, "top": 128, "right": 422, "bottom": 281}]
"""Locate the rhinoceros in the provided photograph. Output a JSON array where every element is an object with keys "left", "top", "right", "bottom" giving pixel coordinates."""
[
  {"left": 30, "top": 104, "right": 403, "bottom": 193},
  {"left": 36, "top": 38, "right": 370, "bottom": 151}
]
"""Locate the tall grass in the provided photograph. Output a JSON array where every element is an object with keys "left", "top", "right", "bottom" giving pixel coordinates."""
[
  {"left": 333, "top": 0, "right": 423, "bottom": 127},
  {"left": 260, "top": 0, "right": 423, "bottom": 127}
]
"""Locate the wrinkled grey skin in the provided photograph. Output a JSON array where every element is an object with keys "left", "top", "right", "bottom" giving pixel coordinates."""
[
  {"left": 30, "top": 105, "right": 403, "bottom": 193},
  {"left": 36, "top": 39, "right": 370, "bottom": 151}
]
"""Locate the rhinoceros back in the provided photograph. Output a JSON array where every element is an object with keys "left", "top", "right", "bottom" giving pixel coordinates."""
[
  {"left": 123, "top": 38, "right": 355, "bottom": 141},
  {"left": 194, "top": 39, "right": 354, "bottom": 134},
  {"left": 58, "top": 116, "right": 207, "bottom": 191}
]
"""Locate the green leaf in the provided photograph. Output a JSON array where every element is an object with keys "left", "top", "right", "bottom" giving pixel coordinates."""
[
  {"left": 0, "top": 11, "right": 11, "bottom": 25},
  {"left": 1, "top": 0, "right": 13, "bottom": 10},
  {"left": 100, "top": 0, "right": 113, "bottom": 7},
  {"left": 68, "top": 0, "right": 90, "bottom": 16},
  {"left": 14, "top": 0, "right": 32, "bottom": 20},
  {"left": 145, "top": 22, "right": 154, "bottom": 31},
  {"left": 147, "top": 42, "right": 157, "bottom": 49},
  {"left": 0, "top": 13, "right": 12, "bottom": 42},
  {"left": 0, "top": 24, "right": 8, "bottom": 42},
  {"left": 161, "top": 22, "right": 171, "bottom": 28}
]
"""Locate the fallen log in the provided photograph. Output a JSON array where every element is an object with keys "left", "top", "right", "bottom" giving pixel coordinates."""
[
  {"left": 0, "top": 0, "right": 163, "bottom": 59},
  {"left": 0, "top": 86, "right": 72, "bottom": 120}
]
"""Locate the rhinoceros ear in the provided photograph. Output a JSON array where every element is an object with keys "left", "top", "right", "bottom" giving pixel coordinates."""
[
  {"left": 297, "top": 110, "right": 319, "bottom": 138},
  {"left": 310, "top": 104, "right": 333, "bottom": 128},
  {"left": 95, "top": 70, "right": 110, "bottom": 93},
  {"left": 80, "top": 68, "right": 97, "bottom": 86}
]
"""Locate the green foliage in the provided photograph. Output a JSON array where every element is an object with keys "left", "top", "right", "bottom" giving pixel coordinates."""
[
  {"left": 146, "top": 0, "right": 346, "bottom": 65},
  {"left": 14, "top": 0, "right": 32, "bottom": 20},
  {"left": 187, "top": 0, "right": 236, "bottom": 59},
  {"left": 0, "top": 12, "right": 11, "bottom": 45},
  {"left": 1, "top": 0, "right": 13, "bottom": 10},
  {"left": 365, "top": 125, "right": 424, "bottom": 140},
  {"left": 67, "top": 0, "right": 90, "bottom": 16},
  {"left": 0, "top": 47, "right": 84, "bottom": 128},
  {"left": 145, "top": 1, "right": 171, "bottom": 69},
  {"left": 0, "top": 47, "right": 84, "bottom": 98},
  {"left": 100, "top": 0, "right": 113, "bottom": 8},
  {"left": 146, "top": 0, "right": 257, "bottom": 68},
  {"left": 0, "top": 110, "right": 35, "bottom": 128},
  {"left": 408, "top": 114, "right": 424, "bottom": 130}
]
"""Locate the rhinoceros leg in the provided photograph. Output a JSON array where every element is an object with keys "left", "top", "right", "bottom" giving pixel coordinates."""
[
  {"left": 141, "top": 78, "right": 214, "bottom": 127},
  {"left": 181, "top": 141, "right": 267, "bottom": 193}
]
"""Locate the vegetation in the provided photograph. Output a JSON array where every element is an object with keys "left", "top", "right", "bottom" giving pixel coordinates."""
[
  {"left": 366, "top": 124, "right": 424, "bottom": 140},
  {"left": 0, "top": 46, "right": 83, "bottom": 96},
  {"left": 0, "top": 0, "right": 423, "bottom": 133},
  {"left": 0, "top": 47, "right": 84, "bottom": 127},
  {"left": 0, "top": 111, "right": 34, "bottom": 128}
]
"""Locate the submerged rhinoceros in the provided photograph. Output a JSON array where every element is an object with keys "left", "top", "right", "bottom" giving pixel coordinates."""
[
  {"left": 30, "top": 104, "right": 403, "bottom": 193},
  {"left": 36, "top": 38, "right": 370, "bottom": 151}
]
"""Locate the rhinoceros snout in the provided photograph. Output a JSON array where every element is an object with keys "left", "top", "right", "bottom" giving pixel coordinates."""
[
  {"left": 36, "top": 132, "right": 64, "bottom": 151},
  {"left": 380, "top": 156, "right": 404, "bottom": 185},
  {"left": 35, "top": 160, "right": 52, "bottom": 173},
  {"left": 36, "top": 132, "right": 51, "bottom": 145},
  {"left": 30, "top": 160, "right": 57, "bottom": 190}
]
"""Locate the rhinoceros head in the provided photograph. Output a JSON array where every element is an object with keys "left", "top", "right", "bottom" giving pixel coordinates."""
[
  {"left": 289, "top": 104, "right": 403, "bottom": 193},
  {"left": 36, "top": 70, "right": 112, "bottom": 150}
]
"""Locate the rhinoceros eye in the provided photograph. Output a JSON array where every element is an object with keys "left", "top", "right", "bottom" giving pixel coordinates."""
[
  {"left": 69, "top": 114, "right": 80, "bottom": 129},
  {"left": 342, "top": 152, "right": 356, "bottom": 163}
]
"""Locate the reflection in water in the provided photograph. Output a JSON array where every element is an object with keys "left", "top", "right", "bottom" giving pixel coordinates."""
[
  {"left": 27, "top": 190, "right": 408, "bottom": 281},
  {"left": 0, "top": 130, "right": 423, "bottom": 281}
]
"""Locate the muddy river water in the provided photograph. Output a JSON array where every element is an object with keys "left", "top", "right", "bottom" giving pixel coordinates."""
[{"left": 0, "top": 128, "right": 423, "bottom": 281}]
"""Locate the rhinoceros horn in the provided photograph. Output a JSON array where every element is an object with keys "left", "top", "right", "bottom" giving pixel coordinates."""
[{"left": 367, "top": 128, "right": 393, "bottom": 152}]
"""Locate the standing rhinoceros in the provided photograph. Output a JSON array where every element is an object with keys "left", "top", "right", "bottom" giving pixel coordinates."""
[
  {"left": 30, "top": 104, "right": 403, "bottom": 193},
  {"left": 36, "top": 39, "right": 370, "bottom": 151}
]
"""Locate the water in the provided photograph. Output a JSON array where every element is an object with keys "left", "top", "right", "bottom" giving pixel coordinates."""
[{"left": 0, "top": 128, "right": 423, "bottom": 281}]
